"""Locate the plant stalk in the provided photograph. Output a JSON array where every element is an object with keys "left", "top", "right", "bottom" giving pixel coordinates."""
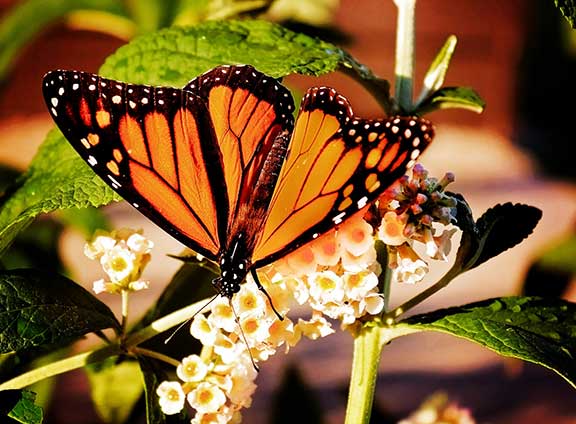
[
  {"left": 393, "top": 0, "right": 417, "bottom": 111},
  {"left": 0, "top": 345, "right": 121, "bottom": 390},
  {"left": 344, "top": 325, "right": 386, "bottom": 424}
]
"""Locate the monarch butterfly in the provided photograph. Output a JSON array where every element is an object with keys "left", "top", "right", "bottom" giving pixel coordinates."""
[{"left": 42, "top": 65, "right": 434, "bottom": 304}]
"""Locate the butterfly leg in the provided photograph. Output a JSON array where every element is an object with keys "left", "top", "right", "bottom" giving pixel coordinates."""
[{"left": 250, "top": 269, "right": 284, "bottom": 321}]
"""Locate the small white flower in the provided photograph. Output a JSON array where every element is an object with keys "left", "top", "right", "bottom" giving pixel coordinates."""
[
  {"left": 92, "top": 279, "right": 108, "bottom": 294},
  {"left": 126, "top": 232, "right": 154, "bottom": 254},
  {"left": 128, "top": 280, "right": 149, "bottom": 291},
  {"left": 177, "top": 355, "right": 208, "bottom": 383},
  {"left": 84, "top": 232, "right": 116, "bottom": 260},
  {"left": 190, "top": 314, "right": 218, "bottom": 346},
  {"left": 392, "top": 244, "right": 429, "bottom": 285},
  {"left": 156, "top": 381, "right": 185, "bottom": 415},
  {"left": 308, "top": 270, "right": 344, "bottom": 304},
  {"left": 187, "top": 381, "right": 227, "bottom": 414},
  {"left": 100, "top": 244, "right": 136, "bottom": 284}
]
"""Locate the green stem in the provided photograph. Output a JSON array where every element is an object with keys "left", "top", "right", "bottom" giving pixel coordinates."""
[
  {"left": 393, "top": 0, "right": 416, "bottom": 111},
  {"left": 132, "top": 347, "right": 181, "bottom": 367},
  {"left": 124, "top": 299, "right": 205, "bottom": 347},
  {"left": 121, "top": 289, "right": 129, "bottom": 339},
  {"left": 0, "top": 344, "right": 121, "bottom": 390},
  {"left": 382, "top": 266, "right": 461, "bottom": 323},
  {"left": 344, "top": 325, "right": 387, "bottom": 424}
]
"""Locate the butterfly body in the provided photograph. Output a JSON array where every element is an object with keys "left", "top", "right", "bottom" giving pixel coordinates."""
[{"left": 43, "top": 65, "right": 434, "bottom": 299}]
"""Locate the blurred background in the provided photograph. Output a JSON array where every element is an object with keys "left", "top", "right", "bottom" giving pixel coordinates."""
[{"left": 0, "top": 0, "right": 575, "bottom": 422}]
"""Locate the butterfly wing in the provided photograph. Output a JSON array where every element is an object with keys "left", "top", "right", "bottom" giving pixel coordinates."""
[
  {"left": 252, "top": 87, "right": 435, "bottom": 266},
  {"left": 42, "top": 70, "right": 227, "bottom": 259},
  {"left": 183, "top": 65, "right": 295, "bottom": 249}
]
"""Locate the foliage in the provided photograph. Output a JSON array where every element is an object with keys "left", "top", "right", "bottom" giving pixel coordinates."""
[{"left": 0, "top": 2, "right": 569, "bottom": 424}]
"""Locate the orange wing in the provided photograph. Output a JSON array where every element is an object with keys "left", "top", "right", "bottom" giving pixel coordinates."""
[
  {"left": 183, "top": 65, "right": 295, "bottom": 248},
  {"left": 252, "top": 87, "right": 435, "bottom": 266},
  {"left": 43, "top": 70, "right": 225, "bottom": 259}
]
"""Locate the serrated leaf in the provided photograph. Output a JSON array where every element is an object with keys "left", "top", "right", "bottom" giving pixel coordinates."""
[
  {"left": 0, "top": 129, "right": 120, "bottom": 257},
  {"left": 0, "top": 0, "right": 127, "bottom": 81},
  {"left": 139, "top": 356, "right": 189, "bottom": 424},
  {"left": 472, "top": 203, "right": 542, "bottom": 270},
  {"left": 99, "top": 19, "right": 372, "bottom": 84},
  {"left": 555, "top": 0, "right": 576, "bottom": 28},
  {"left": 0, "top": 390, "right": 43, "bottom": 424},
  {"left": 416, "top": 86, "right": 485, "bottom": 115},
  {"left": 451, "top": 202, "right": 542, "bottom": 273},
  {"left": 398, "top": 296, "right": 576, "bottom": 388},
  {"left": 0, "top": 269, "right": 120, "bottom": 353},
  {"left": 86, "top": 357, "right": 143, "bottom": 424}
]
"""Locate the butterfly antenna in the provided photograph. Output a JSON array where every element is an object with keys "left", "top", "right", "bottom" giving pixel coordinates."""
[
  {"left": 230, "top": 300, "right": 260, "bottom": 372},
  {"left": 250, "top": 269, "right": 284, "bottom": 321},
  {"left": 164, "top": 292, "right": 221, "bottom": 344}
]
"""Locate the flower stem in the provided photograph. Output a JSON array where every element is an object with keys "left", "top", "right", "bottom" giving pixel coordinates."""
[
  {"left": 132, "top": 347, "right": 181, "bottom": 367},
  {"left": 124, "top": 299, "right": 206, "bottom": 347},
  {"left": 393, "top": 0, "right": 416, "bottom": 111},
  {"left": 121, "top": 289, "right": 129, "bottom": 340},
  {"left": 382, "top": 266, "right": 461, "bottom": 322},
  {"left": 345, "top": 324, "right": 387, "bottom": 424},
  {"left": 0, "top": 344, "right": 121, "bottom": 390}
]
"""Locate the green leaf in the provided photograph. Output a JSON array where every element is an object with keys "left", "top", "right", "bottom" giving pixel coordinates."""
[
  {"left": 0, "top": 0, "right": 128, "bottom": 81},
  {"left": 0, "top": 129, "right": 120, "bottom": 257},
  {"left": 86, "top": 357, "right": 143, "bottom": 424},
  {"left": 0, "top": 390, "right": 43, "bottom": 424},
  {"left": 415, "top": 35, "right": 457, "bottom": 106},
  {"left": 416, "top": 86, "right": 485, "bottom": 115},
  {"left": 554, "top": 0, "right": 576, "bottom": 28},
  {"left": 99, "top": 19, "right": 371, "bottom": 85},
  {"left": 139, "top": 356, "right": 189, "bottom": 424},
  {"left": 397, "top": 296, "right": 576, "bottom": 389},
  {"left": 0, "top": 269, "right": 120, "bottom": 353},
  {"left": 453, "top": 202, "right": 542, "bottom": 273}
]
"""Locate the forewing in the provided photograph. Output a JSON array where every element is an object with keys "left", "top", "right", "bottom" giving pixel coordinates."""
[
  {"left": 42, "top": 70, "right": 225, "bottom": 259},
  {"left": 183, "top": 65, "right": 295, "bottom": 245},
  {"left": 253, "top": 87, "right": 435, "bottom": 266}
]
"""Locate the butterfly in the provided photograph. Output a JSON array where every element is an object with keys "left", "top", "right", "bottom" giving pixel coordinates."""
[{"left": 42, "top": 64, "right": 434, "bottom": 304}]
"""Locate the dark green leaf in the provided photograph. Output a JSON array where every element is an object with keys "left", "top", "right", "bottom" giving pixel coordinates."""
[
  {"left": 452, "top": 202, "right": 542, "bottom": 273},
  {"left": 0, "top": 0, "right": 128, "bottom": 81},
  {"left": 269, "top": 363, "right": 325, "bottom": 424},
  {"left": 0, "top": 390, "right": 43, "bottom": 424},
  {"left": 416, "top": 86, "right": 485, "bottom": 115},
  {"left": 0, "top": 129, "right": 120, "bottom": 257},
  {"left": 86, "top": 357, "right": 143, "bottom": 424},
  {"left": 473, "top": 203, "right": 542, "bottom": 270},
  {"left": 0, "top": 269, "right": 120, "bottom": 353},
  {"left": 139, "top": 356, "right": 189, "bottom": 424},
  {"left": 554, "top": 0, "right": 576, "bottom": 28},
  {"left": 398, "top": 296, "right": 576, "bottom": 388}
]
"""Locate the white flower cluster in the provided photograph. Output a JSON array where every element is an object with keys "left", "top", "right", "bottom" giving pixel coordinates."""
[
  {"left": 376, "top": 164, "right": 458, "bottom": 285},
  {"left": 84, "top": 228, "right": 153, "bottom": 294},
  {"left": 398, "top": 392, "right": 475, "bottom": 424},
  {"left": 156, "top": 165, "right": 461, "bottom": 422},
  {"left": 156, "top": 216, "right": 386, "bottom": 422}
]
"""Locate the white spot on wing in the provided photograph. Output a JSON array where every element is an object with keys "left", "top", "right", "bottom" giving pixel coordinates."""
[
  {"left": 112, "top": 95, "right": 122, "bottom": 104},
  {"left": 51, "top": 98, "right": 58, "bottom": 107},
  {"left": 88, "top": 155, "right": 97, "bottom": 166},
  {"left": 357, "top": 196, "right": 368, "bottom": 209}
]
